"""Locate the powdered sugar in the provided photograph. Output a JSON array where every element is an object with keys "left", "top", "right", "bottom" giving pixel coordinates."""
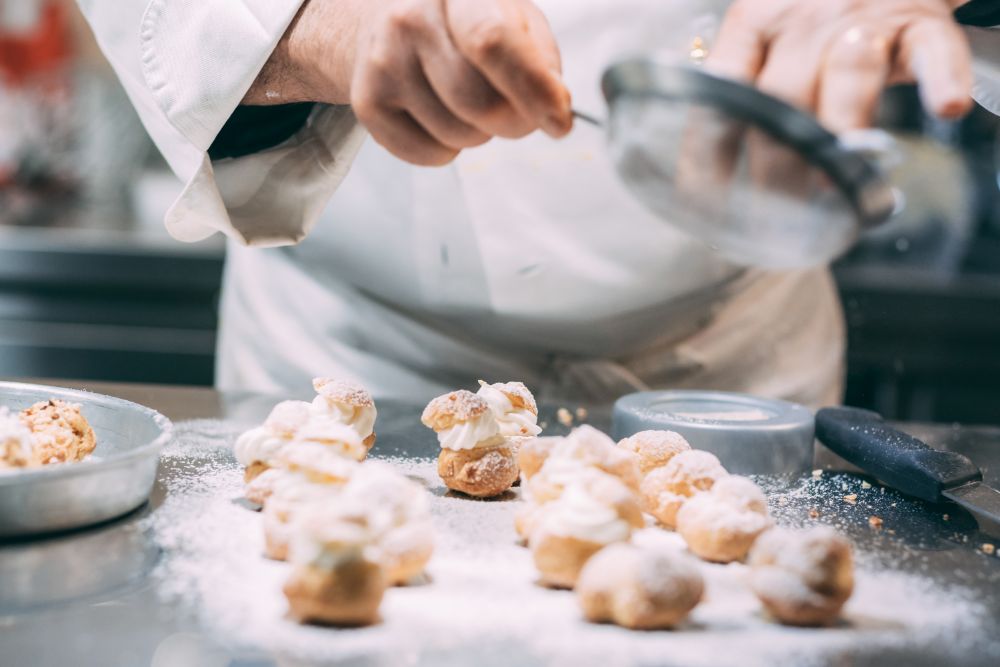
[{"left": 145, "top": 420, "right": 996, "bottom": 667}]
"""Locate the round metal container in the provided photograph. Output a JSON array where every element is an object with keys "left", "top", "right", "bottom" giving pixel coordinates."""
[
  {"left": 0, "top": 381, "right": 171, "bottom": 537},
  {"left": 612, "top": 390, "right": 815, "bottom": 475}
]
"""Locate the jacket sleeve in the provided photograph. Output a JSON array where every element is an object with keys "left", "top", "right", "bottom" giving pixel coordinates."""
[
  {"left": 954, "top": 2, "right": 1000, "bottom": 117},
  {"left": 75, "top": 0, "right": 367, "bottom": 247}
]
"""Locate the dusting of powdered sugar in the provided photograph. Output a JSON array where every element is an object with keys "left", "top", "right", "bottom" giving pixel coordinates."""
[{"left": 144, "top": 420, "right": 996, "bottom": 667}]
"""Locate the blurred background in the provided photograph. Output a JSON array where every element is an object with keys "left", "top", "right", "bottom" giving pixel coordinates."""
[{"left": 0, "top": 0, "right": 997, "bottom": 423}]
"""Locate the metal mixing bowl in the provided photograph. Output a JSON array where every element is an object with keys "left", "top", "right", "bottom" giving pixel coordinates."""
[{"left": 0, "top": 381, "right": 171, "bottom": 537}]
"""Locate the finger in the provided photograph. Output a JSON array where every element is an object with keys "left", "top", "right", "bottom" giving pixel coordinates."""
[
  {"left": 755, "top": 33, "right": 824, "bottom": 111},
  {"left": 415, "top": 29, "right": 537, "bottom": 138},
  {"left": 402, "top": 67, "right": 492, "bottom": 149},
  {"left": 444, "top": 0, "right": 572, "bottom": 137},
  {"left": 705, "top": 1, "right": 767, "bottom": 82},
  {"left": 897, "top": 18, "right": 974, "bottom": 119},
  {"left": 817, "top": 26, "right": 891, "bottom": 132},
  {"left": 521, "top": 0, "right": 562, "bottom": 74},
  {"left": 355, "top": 101, "right": 459, "bottom": 166}
]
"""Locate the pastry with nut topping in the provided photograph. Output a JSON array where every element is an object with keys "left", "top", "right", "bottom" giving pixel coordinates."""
[
  {"left": 19, "top": 399, "right": 96, "bottom": 465},
  {"left": 0, "top": 407, "right": 36, "bottom": 470}
]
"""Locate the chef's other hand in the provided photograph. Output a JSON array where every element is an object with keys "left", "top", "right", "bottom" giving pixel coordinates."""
[
  {"left": 246, "top": 0, "right": 573, "bottom": 166},
  {"left": 707, "top": 0, "right": 973, "bottom": 132}
]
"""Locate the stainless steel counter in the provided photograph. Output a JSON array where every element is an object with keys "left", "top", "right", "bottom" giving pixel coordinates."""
[{"left": 1, "top": 381, "right": 998, "bottom": 667}]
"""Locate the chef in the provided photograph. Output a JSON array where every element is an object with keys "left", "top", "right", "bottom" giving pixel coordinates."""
[{"left": 76, "top": 0, "right": 985, "bottom": 405}]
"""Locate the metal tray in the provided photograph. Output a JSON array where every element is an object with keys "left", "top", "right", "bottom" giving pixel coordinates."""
[{"left": 0, "top": 381, "right": 171, "bottom": 537}]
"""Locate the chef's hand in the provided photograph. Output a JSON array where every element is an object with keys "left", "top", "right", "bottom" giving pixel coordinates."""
[
  {"left": 245, "top": 0, "right": 572, "bottom": 166},
  {"left": 707, "top": 0, "right": 974, "bottom": 132}
]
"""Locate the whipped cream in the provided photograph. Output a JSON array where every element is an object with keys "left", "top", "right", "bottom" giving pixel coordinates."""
[
  {"left": 235, "top": 400, "right": 315, "bottom": 467},
  {"left": 538, "top": 482, "right": 632, "bottom": 544},
  {"left": 437, "top": 412, "right": 501, "bottom": 451},
  {"left": 288, "top": 501, "right": 378, "bottom": 570},
  {"left": 233, "top": 425, "right": 287, "bottom": 468},
  {"left": 311, "top": 395, "right": 377, "bottom": 440},
  {"left": 476, "top": 382, "right": 542, "bottom": 438},
  {"left": 270, "top": 471, "right": 343, "bottom": 506},
  {"left": 340, "top": 461, "right": 430, "bottom": 535},
  {"left": 533, "top": 425, "right": 621, "bottom": 487},
  {"left": 0, "top": 407, "right": 34, "bottom": 468},
  {"left": 294, "top": 415, "right": 368, "bottom": 461},
  {"left": 264, "top": 400, "right": 312, "bottom": 436},
  {"left": 278, "top": 442, "right": 360, "bottom": 485}
]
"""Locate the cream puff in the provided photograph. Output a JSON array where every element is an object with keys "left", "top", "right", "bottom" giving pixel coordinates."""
[
  {"left": 640, "top": 450, "right": 727, "bottom": 529},
  {"left": 517, "top": 436, "right": 562, "bottom": 482},
  {"left": 577, "top": 542, "right": 704, "bottom": 629},
  {"left": 676, "top": 475, "right": 772, "bottom": 563},
  {"left": 527, "top": 425, "right": 641, "bottom": 504},
  {"left": 339, "top": 461, "right": 434, "bottom": 585},
  {"left": 311, "top": 377, "right": 377, "bottom": 451},
  {"left": 422, "top": 390, "right": 517, "bottom": 498},
  {"left": 749, "top": 526, "right": 854, "bottom": 626},
  {"left": 261, "top": 444, "right": 358, "bottom": 560},
  {"left": 618, "top": 429, "right": 692, "bottom": 475},
  {"left": 476, "top": 380, "right": 542, "bottom": 439},
  {"left": 284, "top": 502, "right": 386, "bottom": 626},
  {"left": 0, "top": 407, "right": 35, "bottom": 470},
  {"left": 19, "top": 399, "right": 96, "bottom": 465},
  {"left": 234, "top": 400, "right": 311, "bottom": 482},
  {"left": 530, "top": 472, "right": 644, "bottom": 589}
]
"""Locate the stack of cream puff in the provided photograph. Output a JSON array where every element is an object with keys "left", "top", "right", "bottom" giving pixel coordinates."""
[
  {"left": 622, "top": 429, "right": 772, "bottom": 563},
  {"left": 234, "top": 377, "right": 434, "bottom": 626},
  {"left": 0, "top": 400, "right": 97, "bottom": 471},
  {"left": 515, "top": 426, "right": 644, "bottom": 588},
  {"left": 421, "top": 380, "right": 542, "bottom": 498},
  {"left": 234, "top": 377, "right": 375, "bottom": 498}
]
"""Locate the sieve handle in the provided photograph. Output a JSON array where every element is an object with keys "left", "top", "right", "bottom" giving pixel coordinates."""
[{"left": 572, "top": 109, "right": 604, "bottom": 128}]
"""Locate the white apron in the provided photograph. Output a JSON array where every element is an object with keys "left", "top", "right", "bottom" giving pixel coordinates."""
[{"left": 217, "top": 0, "right": 845, "bottom": 408}]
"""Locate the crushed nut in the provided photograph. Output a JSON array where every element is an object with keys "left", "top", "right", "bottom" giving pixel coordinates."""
[
  {"left": 808, "top": 508, "right": 820, "bottom": 519},
  {"left": 861, "top": 481, "right": 872, "bottom": 490},
  {"left": 868, "top": 516, "right": 884, "bottom": 529},
  {"left": 943, "top": 514, "right": 950, "bottom": 522},
  {"left": 811, "top": 469, "right": 823, "bottom": 478},
  {"left": 983, "top": 543, "right": 996, "bottom": 556},
  {"left": 556, "top": 408, "right": 573, "bottom": 427},
  {"left": 574, "top": 407, "right": 588, "bottom": 421},
  {"left": 843, "top": 494, "right": 858, "bottom": 505}
]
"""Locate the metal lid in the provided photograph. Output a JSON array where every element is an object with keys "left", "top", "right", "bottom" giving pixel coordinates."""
[{"left": 612, "top": 390, "right": 815, "bottom": 475}]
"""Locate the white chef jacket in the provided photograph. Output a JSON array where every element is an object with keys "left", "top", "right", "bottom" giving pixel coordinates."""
[{"left": 76, "top": 0, "right": 997, "bottom": 406}]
